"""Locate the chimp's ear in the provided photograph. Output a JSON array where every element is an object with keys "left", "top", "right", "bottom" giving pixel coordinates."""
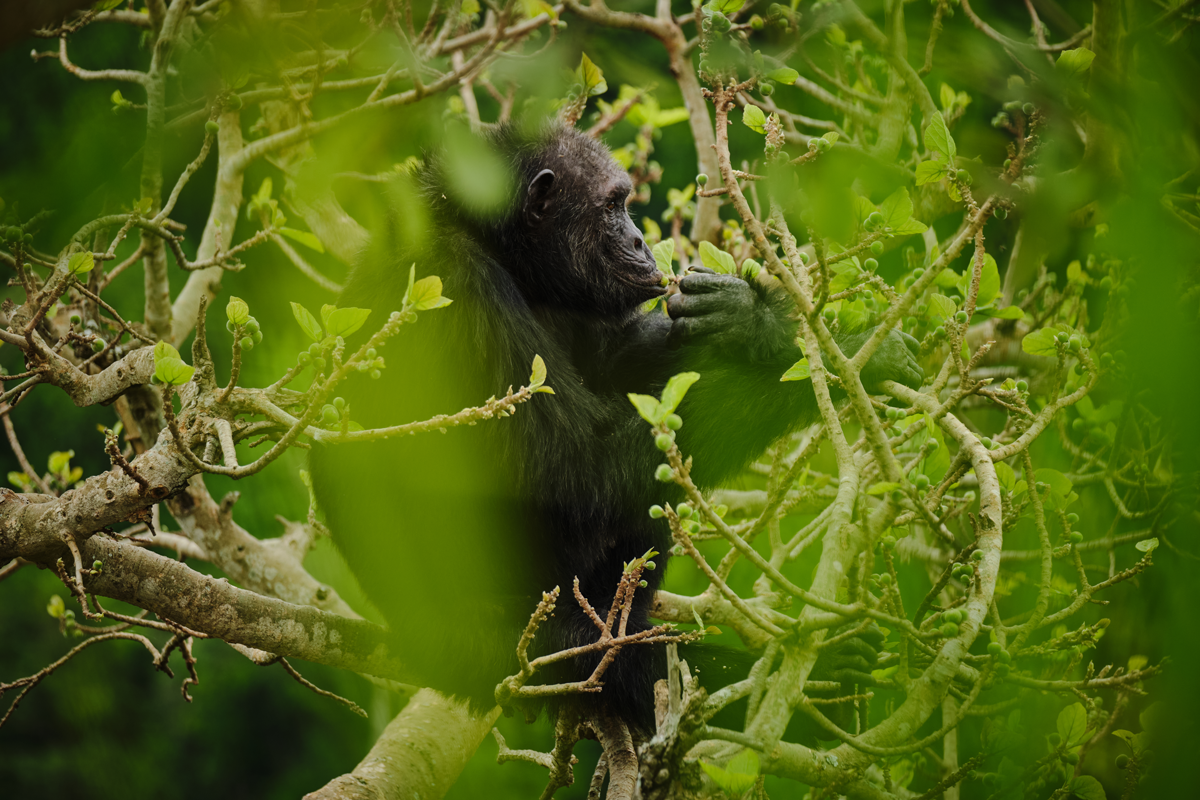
[{"left": 525, "top": 169, "right": 556, "bottom": 225}]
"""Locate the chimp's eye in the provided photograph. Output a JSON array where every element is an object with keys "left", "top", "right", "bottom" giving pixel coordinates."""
[{"left": 606, "top": 202, "right": 616, "bottom": 211}]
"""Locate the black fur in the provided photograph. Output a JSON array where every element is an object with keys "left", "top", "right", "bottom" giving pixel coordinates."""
[{"left": 309, "top": 122, "right": 922, "bottom": 731}]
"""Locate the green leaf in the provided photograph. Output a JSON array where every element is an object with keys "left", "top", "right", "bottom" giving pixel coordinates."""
[
  {"left": 68, "top": 251, "right": 95, "bottom": 277},
  {"left": 1069, "top": 775, "right": 1106, "bottom": 800},
  {"left": 994, "top": 460, "right": 1016, "bottom": 492},
  {"left": 767, "top": 67, "right": 799, "bottom": 85},
  {"left": 153, "top": 341, "right": 182, "bottom": 362},
  {"left": 324, "top": 307, "right": 371, "bottom": 338},
  {"left": 518, "top": 0, "right": 557, "bottom": 19},
  {"left": 278, "top": 227, "right": 326, "bottom": 253},
  {"left": 829, "top": 261, "right": 860, "bottom": 294},
  {"left": 1057, "top": 703, "right": 1088, "bottom": 746},
  {"left": 879, "top": 187, "right": 915, "bottom": 230},
  {"left": 699, "top": 751, "right": 758, "bottom": 797},
  {"left": 7, "top": 471, "right": 31, "bottom": 490},
  {"left": 529, "top": 354, "right": 547, "bottom": 388},
  {"left": 577, "top": 53, "right": 607, "bottom": 97},
  {"left": 698, "top": 241, "right": 737, "bottom": 274},
  {"left": 957, "top": 252, "right": 1001, "bottom": 308},
  {"left": 461, "top": 0, "right": 480, "bottom": 13},
  {"left": 929, "top": 293, "right": 957, "bottom": 321},
  {"left": 1135, "top": 537, "right": 1159, "bottom": 553},
  {"left": 1066, "top": 259, "right": 1088, "bottom": 284},
  {"left": 291, "top": 302, "right": 324, "bottom": 342},
  {"left": 781, "top": 358, "right": 810, "bottom": 381},
  {"left": 740, "top": 258, "right": 762, "bottom": 279},
  {"left": 48, "top": 450, "right": 74, "bottom": 476},
  {"left": 1056, "top": 48, "right": 1096, "bottom": 78},
  {"left": 47, "top": 594, "right": 66, "bottom": 618},
  {"left": 407, "top": 275, "right": 453, "bottom": 311},
  {"left": 320, "top": 304, "right": 337, "bottom": 329},
  {"left": 923, "top": 111, "right": 956, "bottom": 161},
  {"left": 974, "top": 304, "right": 1025, "bottom": 320},
  {"left": 154, "top": 357, "right": 195, "bottom": 386},
  {"left": 939, "top": 83, "right": 957, "bottom": 111},
  {"left": 915, "top": 160, "right": 948, "bottom": 186},
  {"left": 226, "top": 296, "right": 250, "bottom": 326},
  {"left": 867, "top": 482, "right": 900, "bottom": 495},
  {"left": 1021, "top": 326, "right": 1071, "bottom": 357},
  {"left": 708, "top": 0, "right": 745, "bottom": 13},
  {"left": 742, "top": 105, "right": 766, "bottom": 135},
  {"left": 661, "top": 372, "right": 700, "bottom": 413},
  {"left": 628, "top": 393, "right": 663, "bottom": 425},
  {"left": 821, "top": 132, "right": 840, "bottom": 145},
  {"left": 652, "top": 240, "right": 676, "bottom": 275}
]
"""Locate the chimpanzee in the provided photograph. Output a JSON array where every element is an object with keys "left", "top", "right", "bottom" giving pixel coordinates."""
[{"left": 308, "top": 121, "right": 922, "bottom": 731}]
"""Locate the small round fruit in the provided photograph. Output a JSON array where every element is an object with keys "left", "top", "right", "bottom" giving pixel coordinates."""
[
  {"left": 677, "top": 503, "right": 693, "bottom": 518},
  {"left": 370, "top": 369, "right": 382, "bottom": 379},
  {"left": 298, "top": 352, "right": 311, "bottom": 365},
  {"left": 91, "top": 338, "right": 106, "bottom": 353},
  {"left": 1063, "top": 752, "right": 1079, "bottom": 765},
  {"left": 1022, "top": 102, "right": 1035, "bottom": 115},
  {"left": 649, "top": 505, "right": 665, "bottom": 519},
  {"left": 1072, "top": 418, "right": 1086, "bottom": 432},
  {"left": 867, "top": 211, "right": 885, "bottom": 228},
  {"left": 333, "top": 397, "right": 346, "bottom": 410},
  {"left": 1068, "top": 334, "right": 1082, "bottom": 351},
  {"left": 240, "top": 336, "right": 253, "bottom": 350},
  {"left": 314, "top": 357, "right": 327, "bottom": 371},
  {"left": 696, "top": 173, "right": 709, "bottom": 187},
  {"left": 988, "top": 641, "right": 1002, "bottom": 655},
  {"left": 1116, "top": 754, "right": 1130, "bottom": 769},
  {"left": 644, "top": 560, "right": 656, "bottom": 570},
  {"left": 639, "top": 579, "right": 648, "bottom": 588},
  {"left": 205, "top": 120, "right": 220, "bottom": 134},
  {"left": 666, "top": 413, "right": 683, "bottom": 431},
  {"left": 655, "top": 464, "right": 674, "bottom": 482},
  {"left": 1099, "top": 276, "right": 1112, "bottom": 291},
  {"left": 870, "top": 240, "right": 885, "bottom": 256},
  {"left": 1048, "top": 733, "right": 1062, "bottom": 747},
  {"left": 1069, "top": 531, "right": 1084, "bottom": 544},
  {"left": 1067, "top": 512, "right": 1080, "bottom": 524},
  {"left": 941, "top": 622, "right": 959, "bottom": 637},
  {"left": 1016, "top": 379, "right": 1029, "bottom": 392},
  {"left": 913, "top": 474, "right": 930, "bottom": 489},
  {"left": 816, "top": 137, "right": 831, "bottom": 152},
  {"left": 252, "top": 331, "right": 263, "bottom": 345},
  {"left": 760, "top": 82, "right": 774, "bottom": 97},
  {"left": 996, "top": 206, "right": 1008, "bottom": 219},
  {"left": 699, "top": 60, "right": 712, "bottom": 74},
  {"left": 944, "top": 609, "right": 962, "bottom": 624},
  {"left": 750, "top": 14, "right": 764, "bottom": 29},
  {"left": 997, "top": 649, "right": 1012, "bottom": 664},
  {"left": 227, "top": 93, "right": 243, "bottom": 110},
  {"left": 321, "top": 405, "right": 338, "bottom": 423},
  {"left": 970, "top": 549, "right": 984, "bottom": 561},
  {"left": 864, "top": 257, "right": 878, "bottom": 271},
  {"left": 878, "top": 573, "right": 893, "bottom": 586},
  {"left": 994, "top": 663, "right": 1011, "bottom": 678},
  {"left": 934, "top": 325, "right": 945, "bottom": 338},
  {"left": 981, "top": 437, "right": 994, "bottom": 449},
  {"left": 655, "top": 433, "right": 673, "bottom": 451},
  {"left": 69, "top": 313, "right": 82, "bottom": 325}
]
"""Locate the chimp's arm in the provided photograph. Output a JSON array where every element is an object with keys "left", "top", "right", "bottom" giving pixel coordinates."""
[{"left": 603, "top": 269, "right": 923, "bottom": 486}]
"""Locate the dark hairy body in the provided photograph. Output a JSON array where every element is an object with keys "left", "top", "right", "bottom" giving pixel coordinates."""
[{"left": 309, "top": 123, "right": 922, "bottom": 730}]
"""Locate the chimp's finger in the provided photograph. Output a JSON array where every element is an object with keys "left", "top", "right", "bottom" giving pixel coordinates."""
[
  {"left": 899, "top": 330, "right": 921, "bottom": 356},
  {"left": 667, "top": 291, "right": 727, "bottom": 319},
  {"left": 679, "top": 272, "right": 743, "bottom": 294}
]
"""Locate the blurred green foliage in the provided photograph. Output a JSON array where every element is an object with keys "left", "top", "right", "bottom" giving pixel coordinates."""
[{"left": 0, "top": 1, "right": 1198, "bottom": 798}]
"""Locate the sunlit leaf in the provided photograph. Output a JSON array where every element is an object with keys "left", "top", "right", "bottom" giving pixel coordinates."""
[
  {"left": 278, "top": 227, "right": 326, "bottom": 253},
  {"left": 291, "top": 302, "right": 324, "bottom": 342},
  {"left": 742, "top": 105, "right": 766, "bottom": 135},
  {"left": 226, "top": 296, "right": 250, "bottom": 326},
  {"left": 407, "top": 276, "right": 453, "bottom": 311},
  {"left": 577, "top": 53, "right": 607, "bottom": 97},
  {"left": 1055, "top": 48, "right": 1096, "bottom": 78},
  {"left": 768, "top": 67, "right": 799, "bottom": 85},
  {"left": 324, "top": 307, "right": 371, "bottom": 338},
  {"left": 915, "top": 160, "right": 948, "bottom": 186},
  {"left": 652, "top": 240, "right": 675, "bottom": 275},
  {"left": 1056, "top": 703, "right": 1088, "bottom": 746},
  {"left": 699, "top": 241, "right": 737, "bottom": 274},
  {"left": 661, "top": 372, "right": 700, "bottom": 413},
  {"left": 923, "top": 111, "right": 957, "bottom": 161},
  {"left": 529, "top": 354, "right": 547, "bottom": 388},
  {"left": 628, "top": 393, "right": 663, "bottom": 424},
  {"left": 68, "top": 251, "right": 94, "bottom": 277},
  {"left": 781, "top": 358, "right": 810, "bottom": 381}
]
